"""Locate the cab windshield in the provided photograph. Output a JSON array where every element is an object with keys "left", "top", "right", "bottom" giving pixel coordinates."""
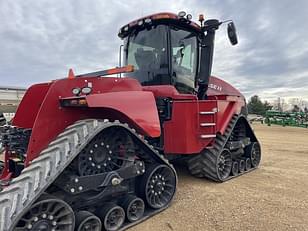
[
  {"left": 124, "top": 25, "right": 169, "bottom": 85},
  {"left": 124, "top": 24, "right": 198, "bottom": 93}
]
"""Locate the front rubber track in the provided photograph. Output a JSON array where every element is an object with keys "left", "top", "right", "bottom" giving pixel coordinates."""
[
  {"left": 0, "top": 119, "right": 177, "bottom": 231},
  {"left": 187, "top": 115, "right": 261, "bottom": 182}
]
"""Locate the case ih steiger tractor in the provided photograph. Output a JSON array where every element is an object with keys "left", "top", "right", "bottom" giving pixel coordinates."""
[{"left": 0, "top": 12, "right": 261, "bottom": 231}]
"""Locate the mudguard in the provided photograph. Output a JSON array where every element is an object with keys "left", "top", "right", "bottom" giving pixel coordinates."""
[
  {"left": 11, "top": 77, "right": 160, "bottom": 165},
  {"left": 86, "top": 91, "right": 160, "bottom": 137}
]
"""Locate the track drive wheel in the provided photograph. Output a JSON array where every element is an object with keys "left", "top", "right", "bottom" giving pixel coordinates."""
[
  {"left": 13, "top": 194, "right": 75, "bottom": 231},
  {"left": 75, "top": 211, "right": 102, "bottom": 231},
  {"left": 98, "top": 204, "right": 125, "bottom": 231},
  {"left": 140, "top": 164, "right": 176, "bottom": 209},
  {"left": 122, "top": 196, "right": 145, "bottom": 222},
  {"left": 76, "top": 128, "right": 134, "bottom": 176},
  {"left": 246, "top": 142, "right": 261, "bottom": 167}
]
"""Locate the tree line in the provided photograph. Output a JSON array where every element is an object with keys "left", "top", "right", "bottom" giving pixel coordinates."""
[
  {"left": 247, "top": 95, "right": 272, "bottom": 116},
  {"left": 247, "top": 95, "right": 308, "bottom": 115}
]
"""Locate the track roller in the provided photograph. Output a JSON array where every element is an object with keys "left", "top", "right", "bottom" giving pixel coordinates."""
[
  {"left": 0, "top": 160, "right": 3, "bottom": 175},
  {"left": 238, "top": 159, "right": 245, "bottom": 173},
  {"left": 122, "top": 195, "right": 145, "bottom": 222},
  {"left": 75, "top": 211, "right": 102, "bottom": 231},
  {"left": 246, "top": 142, "right": 261, "bottom": 167},
  {"left": 231, "top": 161, "right": 239, "bottom": 176},
  {"left": 187, "top": 115, "right": 261, "bottom": 182},
  {"left": 245, "top": 158, "right": 251, "bottom": 171},
  {"left": 13, "top": 194, "right": 75, "bottom": 231},
  {"left": 98, "top": 203, "right": 125, "bottom": 231},
  {"left": 140, "top": 164, "right": 176, "bottom": 209}
]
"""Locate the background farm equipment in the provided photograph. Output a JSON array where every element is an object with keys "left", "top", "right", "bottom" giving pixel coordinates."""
[{"left": 265, "top": 110, "right": 308, "bottom": 128}]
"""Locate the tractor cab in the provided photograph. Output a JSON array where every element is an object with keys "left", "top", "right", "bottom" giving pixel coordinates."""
[{"left": 118, "top": 12, "right": 238, "bottom": 98}]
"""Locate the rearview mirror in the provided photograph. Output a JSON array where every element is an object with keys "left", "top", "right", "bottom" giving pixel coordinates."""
[{"left": 227, "top": 22, "right": 238, "bottom": 45}]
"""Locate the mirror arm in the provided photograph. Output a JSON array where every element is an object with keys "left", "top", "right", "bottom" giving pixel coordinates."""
[{"left": 197, "top": 28, "right": 216, "bottom": 100}]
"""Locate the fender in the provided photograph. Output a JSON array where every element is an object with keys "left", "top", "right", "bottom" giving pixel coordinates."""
[
  {"left": 11, "top": 77, "right": 160, "bottom": 165},
  {"left": 85, "top": 91, "right": 161, "bottom": 137}
]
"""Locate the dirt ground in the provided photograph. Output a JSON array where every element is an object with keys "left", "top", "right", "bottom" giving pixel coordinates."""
[
  {"left": 1, "top": 124, "right": 307, "bottom": 230},
  {"left": 130, "top": 124, "right": 308, "bottom": 231}
]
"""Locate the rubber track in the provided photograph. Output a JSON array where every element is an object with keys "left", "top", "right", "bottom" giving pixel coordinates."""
[
  {"left": 187, "top": 115, "right": 259, "bottom": 182},
  {"left": 0, "top": 119, "right": 177, "bottom": 231}
]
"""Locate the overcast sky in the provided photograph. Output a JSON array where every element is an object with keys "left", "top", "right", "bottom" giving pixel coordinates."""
[{"left": 0, "top": 0, "right": 307, "bottom": 101}]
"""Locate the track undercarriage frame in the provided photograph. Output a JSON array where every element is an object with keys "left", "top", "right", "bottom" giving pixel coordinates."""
[{"left": 0, "top": 119, "right": 177, "bottom": 231}]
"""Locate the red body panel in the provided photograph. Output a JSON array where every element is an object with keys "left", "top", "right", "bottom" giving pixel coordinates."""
[
  {"left": 13, "top": 83, "right": 51, "bottom": 128},
  {"left": 147, "top": 76, "right": 245, "bottom": 154},
  {"left": 1, "top": 74, "right": 246, "bottom": 178},
  {"left": 163, "top": 98, "right": 244, "bottom": 154},
  {"left": 86, "top": 91, "right": 160, "bottom": 137},
  {"left": 207, "top": 76, "right": 244, "bottom": 98},
  {"left": 11, "top": 77, "right": 160, "bottom": 166},
  {"left": 142, "top": 86, "right": 197, "bottom": 100}
]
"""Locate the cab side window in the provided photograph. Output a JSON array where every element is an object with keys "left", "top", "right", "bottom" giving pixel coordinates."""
[{"left": 170, "top": 28, "right": 197, "bottom": 93}]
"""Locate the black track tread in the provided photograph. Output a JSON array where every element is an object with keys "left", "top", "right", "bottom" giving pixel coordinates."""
[
  {"left": 0, "top": 119, "right": 177, "bottom": 231},
  {"left": 187, "top": 115, "right": 261, "bottom": 182}
]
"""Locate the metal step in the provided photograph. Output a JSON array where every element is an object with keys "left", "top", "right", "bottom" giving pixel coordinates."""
[
  {"left": 200, "top": 134, "right": 216, "bottom": 139},
  {"left": 200, "top": 123, "right": 216, "bottom": 127},
  {"left": 199, "top": 111, "right": 216, "bottom": 115}
]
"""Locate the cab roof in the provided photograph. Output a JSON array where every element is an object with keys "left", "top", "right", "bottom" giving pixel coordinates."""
[{"left": 118, "top": 12, "right": 202, "bottom": 39}]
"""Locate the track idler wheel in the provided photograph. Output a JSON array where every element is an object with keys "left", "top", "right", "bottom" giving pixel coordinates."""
[
  {"left": 98, "top": 203, "right": 125, "bottom": 231},
  {"left": 238, "top": 159, "right": 245, "bottom": 173},
  {"left": 246, "top": 142, "right": 261, "bottom": 167},
  {"left": 140, "top": 164, "right": 176, "bottom": 209},
  {"left": 216, "top": 149, "right": 232, "bottom": 181},
  {"left": 122, "top": 195, "right": 145, "bottom": 222},
  {"left": 231, "top": 161, "right": 239, "bottom": 176},
  {"left": 75, "top": 211, "right": 102, "bottom": 231},
  {"left": 13, "top": 194, "right": 75, "bottom": 231}
]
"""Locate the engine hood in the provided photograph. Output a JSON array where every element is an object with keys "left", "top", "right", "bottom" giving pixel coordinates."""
[{"left": 207, "top": 76, "right": 244, "bottom": 99}]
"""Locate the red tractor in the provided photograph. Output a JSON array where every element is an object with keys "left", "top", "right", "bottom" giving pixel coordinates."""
[{"left": 0, "top": 12, "right": 261, "bottom": 231}]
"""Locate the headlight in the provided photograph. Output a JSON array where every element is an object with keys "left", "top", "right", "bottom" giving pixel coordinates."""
[
  {"left": 72, "top": 87, "right": 81, "bottom": 96},
  {"left": 81, "top": 87, "right": 92, "bottom": 95}
]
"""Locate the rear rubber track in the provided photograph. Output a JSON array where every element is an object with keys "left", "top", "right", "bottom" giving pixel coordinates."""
[
  {"left": 188, "top": 115, "right": 260, "bottom": 182},
  {"left": 0, "top": 119, "right": 177, "bottom": 231}
]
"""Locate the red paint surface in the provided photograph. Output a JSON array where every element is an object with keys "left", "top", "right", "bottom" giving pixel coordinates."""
[
  {"left": 86, "top": 91, "right": 160, "bottom": 137},
  {"left": 143, "top": 76, "right": 245, "bottom": 154},
  {"left": 2, "top": 74, "right": 246, "bottom": 179},
  {"left": 11, "top": 77, "right": 160, "bottom": 166}
]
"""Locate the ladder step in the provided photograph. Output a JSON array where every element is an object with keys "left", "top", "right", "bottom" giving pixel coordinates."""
[
  {"left": 200, "top": 134, "right": 216, "bottom": 139},
  {"left": 200, "top": 123, "right": 216, "bottom": 127},
  {"left": 200, "top": 111, "right": 215, "bottom": 115}
]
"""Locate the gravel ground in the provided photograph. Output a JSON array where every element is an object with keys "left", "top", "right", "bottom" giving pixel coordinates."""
[
  {"left": 1, "top": 124, "right": 307, "bottom": 230},
  {"left": 130, "top": 124, "right": 308, "bottom": 231}
]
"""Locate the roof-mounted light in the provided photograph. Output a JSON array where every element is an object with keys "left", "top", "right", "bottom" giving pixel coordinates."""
[
  {"left": 178, "top": 11, "right": 186, "bottom": 18},
  {"left": 199, "top": 14, "right": 205, "bottom": 26},
  {"left": 144, "top": 18, "right": 152, "bottom": 24},
  {"left": 186, "top": 14, "right": 192, "bottom": 20}
]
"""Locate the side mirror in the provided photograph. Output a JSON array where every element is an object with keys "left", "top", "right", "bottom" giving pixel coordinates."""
[{"left": 227, "top": 22, "right": 238, "bottom": 45}]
